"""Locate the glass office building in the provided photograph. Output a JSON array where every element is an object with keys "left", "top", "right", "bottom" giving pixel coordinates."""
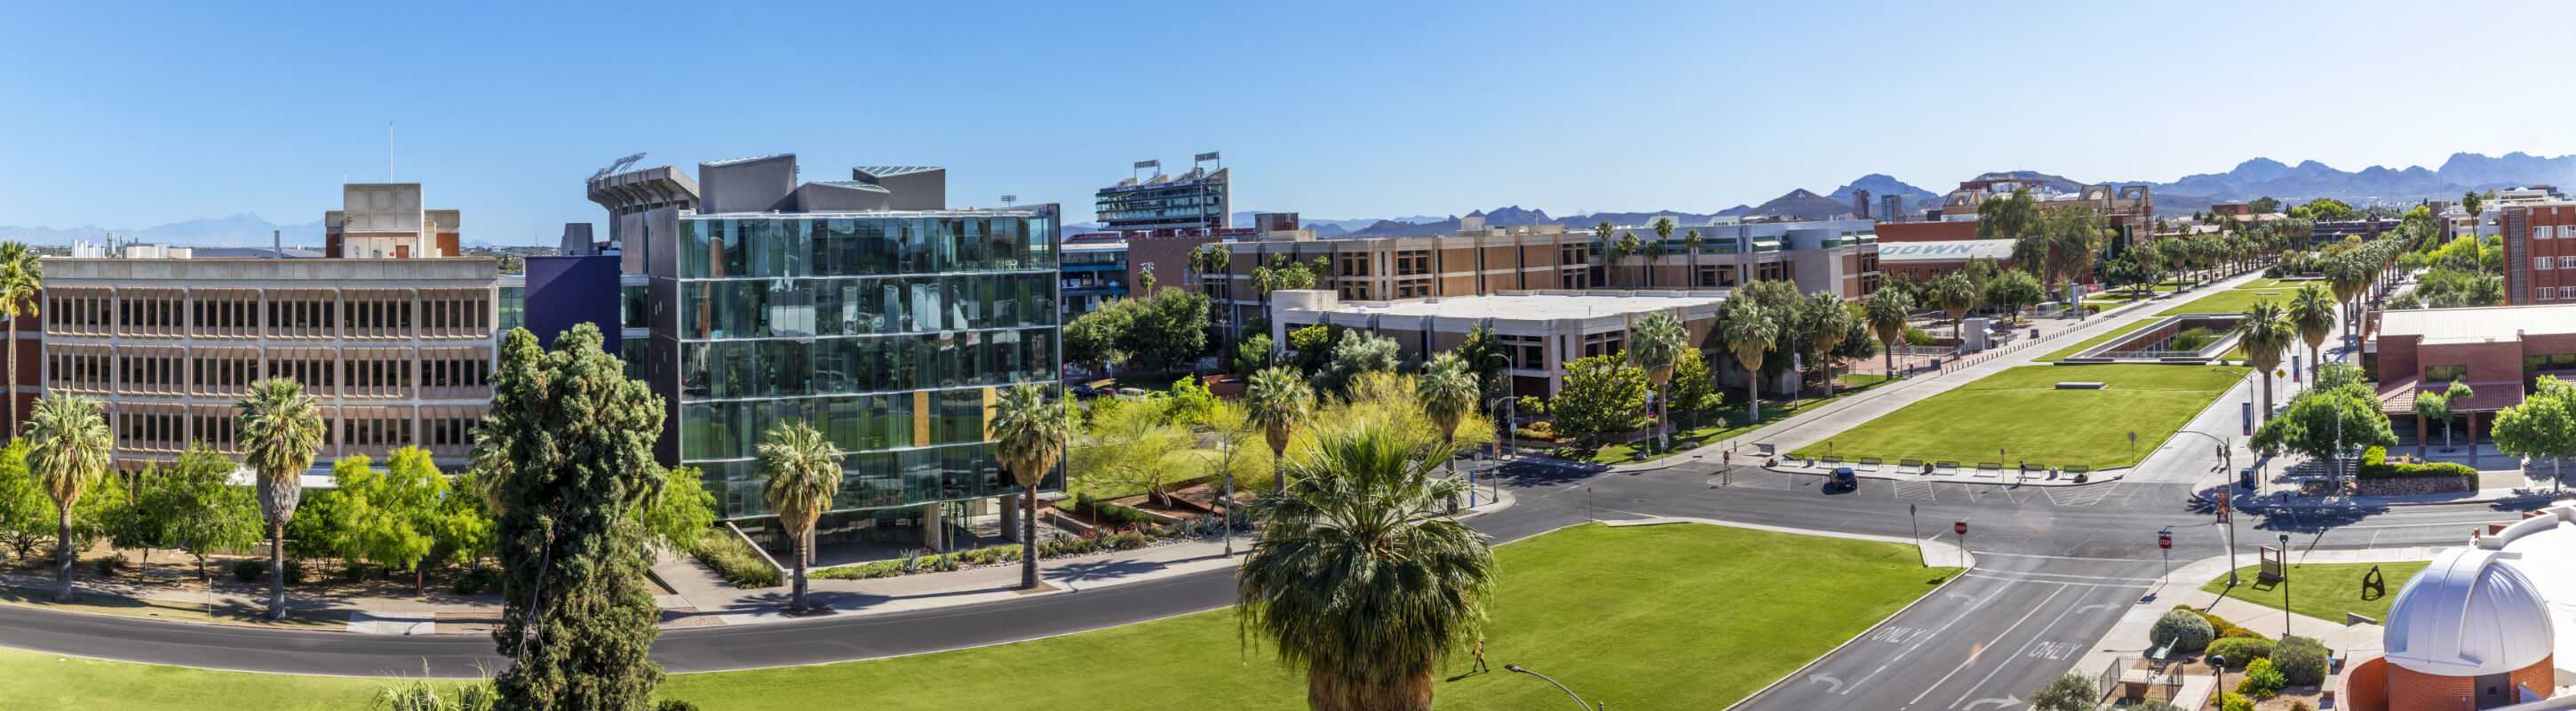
[{"left": 671, "top": 212, "right": 1061, "bottom": 518}]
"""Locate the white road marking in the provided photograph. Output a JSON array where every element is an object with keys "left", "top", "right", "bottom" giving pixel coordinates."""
[
  {"left": 1959, "top": 572, "right": 2152, "bottom": 589},
  {"left": 1972, "top": 551, "right": 2158, "bottom": 563},
  {"left": 1841, "top": 576, "right": 2017, "bottom": 695},
  {"left": 1954, "top": 588, "right": 2100, "bottom": 707},
  {"left": 1907, "top": 585, "right": 2068, "bottom": 707}
]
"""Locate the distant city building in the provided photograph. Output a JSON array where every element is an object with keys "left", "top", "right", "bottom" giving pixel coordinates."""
[
  {"left": 1852, "top": 189, "right": 1872, "bottom": 220},
  {"left": 590, "top": 153, "right": 1061, "bottom": 547},
  {"left": 1095, "top": 155, "right": 1228, "bottom": 232},
  {"left": 1880, "top": 194, "right": 1904, "bottom": 224},
  {"left": 1060, "top": 233, "right": 1128, "bottom": 316},
  {"left": 2500, "top": 196, "right": 2576, "bottom": 305},
  {"left": 1268, "top": 289, "right": 1728, "bottom": 398}
]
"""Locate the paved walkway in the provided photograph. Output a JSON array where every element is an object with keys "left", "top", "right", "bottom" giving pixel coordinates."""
[{"left": 2071, "top": 547, "right": 2432, "bottom": 709}]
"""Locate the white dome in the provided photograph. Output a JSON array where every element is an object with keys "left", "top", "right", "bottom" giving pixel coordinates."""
[{"left": 2385, "top": 547, "right": 2556, "bottom": 676}]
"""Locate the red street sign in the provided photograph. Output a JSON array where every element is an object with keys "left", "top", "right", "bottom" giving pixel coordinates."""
[
  {"left": 2159, "top": 533, "right": 2173, "bottom": 549},
  {"left": 1953, "top": 521, "right": 1968, "bottom": 536}
]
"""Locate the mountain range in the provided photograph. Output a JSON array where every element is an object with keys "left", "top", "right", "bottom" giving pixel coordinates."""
[{"left": 16, "top": 152, "right": 2576, "bottom": 249}]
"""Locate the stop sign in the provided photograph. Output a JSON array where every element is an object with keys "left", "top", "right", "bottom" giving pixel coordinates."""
[
  {"left": 2159, "top": 529, "right": 2173, "bottom": 549},
  {"left": 1954, "top": 521, "right": 1968, "bottom": 536}
]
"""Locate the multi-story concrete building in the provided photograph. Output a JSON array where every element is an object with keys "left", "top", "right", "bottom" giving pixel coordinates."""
[
  {"left": 325, "top": 183, "right": 462, "bottom": 259},
  {"left": 1266, "top": 288, "right": 1727, "bottom": 398},
  {"left": 592, "top": 153, "right": 1062, "bottom": 547},
  {"left": 1208, "top": 216, "right": 1880, "bottom": 328},
  {"left": 43, "top": 252, "right": 504, "bottom": 470},
  {"left": 2500, "top": 197, "right": 2576, "bottom": 305}
]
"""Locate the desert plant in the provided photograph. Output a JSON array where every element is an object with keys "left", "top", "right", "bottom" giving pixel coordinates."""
[
  {"left": 2272, "top": 635, "right": 2329, "bottom": 685},
  {"left": 2237, "top": 657, "right": 2285, "bottom": 699},
  {"left": 2205, "top": 636, "right": 2275, "bottom": 668},
  {"left": 2150, "top": 607, "right": 2215, "bottom": 652}
]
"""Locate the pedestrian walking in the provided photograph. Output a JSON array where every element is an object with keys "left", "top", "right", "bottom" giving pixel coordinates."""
[{"left": 1471, "top": 638, "right": 1491, "bottom": 675}]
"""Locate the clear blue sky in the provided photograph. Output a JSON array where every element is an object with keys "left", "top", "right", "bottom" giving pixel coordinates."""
[{"left": 4, "top": 1, "right": 2572, "bottom": 243}]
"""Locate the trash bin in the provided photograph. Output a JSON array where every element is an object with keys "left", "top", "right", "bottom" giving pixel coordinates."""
[{"left": 2238, "top": 467, "right": 2256, "bottom": 490}]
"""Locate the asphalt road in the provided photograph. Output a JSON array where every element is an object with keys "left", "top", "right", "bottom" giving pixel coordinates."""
[{"left": 0, "top": 456, "right": 2545, "bottom": 708}]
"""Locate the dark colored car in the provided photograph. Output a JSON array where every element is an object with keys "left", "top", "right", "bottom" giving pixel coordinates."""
[{"left": 1825, "top": 467, "right": 1857, "bottom": 493}]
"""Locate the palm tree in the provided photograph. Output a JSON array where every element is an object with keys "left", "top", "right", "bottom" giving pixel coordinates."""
[
  {"left": 1627, "top": 311, "right": 1689, "bottom": 451},
  {"left": 2461, "top": 190, "right": 2485, "bottom": 236},
  {"left": 1238, "top": 423, "right": 1493, "bottom": 711},
  {"left": 1682, "top": 228, "right": 1704, "bottom": 287},
  {"left": 0, "top": 243, "right": 39, "bottom": 440},
  {"left": 1613, "top": 232, "right": 1642, "bottom": 289},
  {"left": 2287, "top": 284, "right": 2336, "bottom": 385},
  {"left": 2235, "top": 301, "right": 2295, "bottom": 417},
  {"left": 1719, "top": 299, "right": 1781, "bottom": 422},
  {"left": 1591, "top": 221, "right": 1615, "bottom": 288},
  {"left": 1648, "top": 217, "right": 1677, "bottom": 289},
  {"left": 25, "top": 394, "right": 108, "bottom": 601},
  {"left": 237, "top": 378, "right": 323, "bottom": 620},
  {"left": 1801, "top": 292, "right": 1854, "bottom": 399},
  {"left": 2325, "top": 255, "right": 2373, "bottom": 356},
  {"left": 758, "top": 420, "right": 843, "bottom": 613},
  {"left": 1931, "top": 273, "right": 1979, "bottom": 340},
  {"left": 989, "top": 382, "right": 1070, "bottom": 588},
  {"left": 1246, "top": 365, "right": 1315, "bottom": 466},
  {"left": 1865, "top": 289, "right": 1914, "bottom": 381},
  {"left": 1416, "top": 353, "right": 1479, "bottom": 477}
]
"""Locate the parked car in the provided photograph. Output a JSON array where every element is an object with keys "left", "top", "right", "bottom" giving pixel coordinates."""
[
  {"left": 1068, "top": 385, "right": 1108, "bottom": 399},
  {"left": 1824, "top": 467, "right": 1857, "bottom": 493}
]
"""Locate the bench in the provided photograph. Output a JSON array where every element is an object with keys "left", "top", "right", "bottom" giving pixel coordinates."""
[
  {"left": 1975, "top": 462, "right": 2003, "bottom": 471},
  {"left": 1856, "top": 457, "right": 1882, "bottom": 467},
  {"left": 1821, "top": 455, "right": 1845, "bottom": 464},
  {"left": 2063, "top": 465, "right": 2091, "bottom": 475},
  {"left": 1899, "top": 459, "right": 1924, "bottom": 468}
]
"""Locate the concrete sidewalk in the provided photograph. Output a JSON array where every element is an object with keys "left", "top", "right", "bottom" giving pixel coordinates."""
[{"left": 2071, "top": 547, "right": 2432, "bottom": 710}]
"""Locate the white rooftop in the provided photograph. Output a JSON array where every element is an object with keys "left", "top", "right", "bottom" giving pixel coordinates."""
[
  {"left": 2381, "top": 303, "right": 2576, "bottom": 346},
  {"left": 1292, "top": 291, "right": 1724, "bottom": 321},
  {"left": 2383, "top": 503, "right": 2576, "bottom": 679}
]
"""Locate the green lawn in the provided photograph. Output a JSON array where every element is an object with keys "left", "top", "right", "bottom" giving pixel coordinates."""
[
  {"left": 0, "top": 523, "right": 1957, "bottom": 711},
  {"left": 2202, "top": 561, "right": 2429, "bottom": 624},
  {"left": 2156, "top": 284, "right": 2294, "bottom": 317},
  {"left": 1579, "top": 377, "right": 1890, "bottom": 464},
  {"left": 1791, "top": 363, "right": 2246, "bottom": 469},
  {"left": 2037, "top": 320, "right": 2155, "bottom": 362}
]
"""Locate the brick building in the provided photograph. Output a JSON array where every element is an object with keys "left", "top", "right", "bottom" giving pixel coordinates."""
[
  {"left": 2370, "top": 304, "right": 2576, "bottom": 458},
  {"left": 2500, "top": 199, "right": 2576, "bottom": 305}
]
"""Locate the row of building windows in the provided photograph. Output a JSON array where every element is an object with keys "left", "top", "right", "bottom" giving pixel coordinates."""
[
  {"left": 46, "top": 291, "right": 493, "bottom": 338},
  {"left": 105, "top": 408, "right": 481, "bottom": 456},
  {"left": 679, "top": 327, "right": 1057, "bottom": 401},
  {"left": 680, "top": 273, "right": 1053, "bottom": 340},
  {"left": 680, "top": 387, "right": 994, "bottom": 462},
  {"left": 46, "top": 349, "right": 491, "bottom": 396},
  {"left": 696, "top": 443, "right": 1045, "bottom": 519},
  {"left": 2533, "top": 286, "right": 2576, "bottom": 301},
  {"left": 680, "top": 215, "right": 1057, "bottom": 280},
  {"left": 2535, "top": 226, "right": 2576, "bottom": 240}
]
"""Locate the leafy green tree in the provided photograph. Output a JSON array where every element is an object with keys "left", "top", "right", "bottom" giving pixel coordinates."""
[
  {"left": 2097, "top": 252, "right": 2155, "bottom": 297},
  {"left": 26, "top": 394, "right": 110, "bottom": 601},
  {"left": 1238, "top": 423, "right": 1493, "bottom": 711},
  {"left": 1550, "top": 354, "right": 1650, "bottom": 447},
  {"left": 144, "top": 444, "right": 260, "bottom": 583},
  {"left": 1122, "top": 287, "right": 1212, "bottom": 371},
  {"left": 2494, "top": 385, "right": 2576, "bottom": 491},
  {"left": 758, "top": 421, "right": 842, "bottom": 614},
  {"left": 989, "top": 382, "right": 1070, "bottom": 587},
  {"left": 1865, "top": 289, "right": 1914, "bottom": 379},
  {"left": 1452, "top": 324, "right": 1512, "bottom": 407},
  {"left": 1063, "top": 303, "right": 1130, "bottom": 374},
  {"left": 0, "top": 442, "right": 50, "bottom": 563},
  {"left": 2034, "top": 205, "right": 2108, "bottom": 291},
  {"left": 1315, "top": 331, "right": 1399, "bottom": 395},
  {"left": 1930, "top": 272, "right": 1980, "bottom": 339},
  {"left": 2246, "top": 196, "right": 2281, "bottom": 214},
  {"left": 1159, "top": 375, "right": 1220, "bottom": 426},
  {"left": 1719, "top": 299, "right": 1782, "bottom": 420},
  {"left": 2252, "top": 376, "right": 2397, "bottom": 481},
  {"left": 478, "top": 324, "right": 668, "bottom": 709},
  {"left": 1982, "top": 269, "right": 2044, "bottom": 324},
  {"left": 1246, "top": 365, "right": 1315, "bottom": 463},
  {"left": 438, "top": 469, "right": 500, "bottom": 572},
  {"left": 1975, "top": 188, "right": 2040, "bottom": 243},
  {"left": 0, "top": 242, "right": 37, "bottom": 442},
  {"left": 1288, "top": 323, "right": 1345, "bottom": 377},
  {"left": 336, "top": 447, "right": 450, "bottom": 595},
  {"left": 1198, "top": 401, "right": 1268, "bottom": 555},
  {"left": 1231, "top": 332, "right": 1277, "bottom": 376},
  {"left": 1627, "top": 311, "right": 1689, "bottom": 449},
  {"left": 1666, "top": 348, "right": 1721, "bottom": 430},
  {"left": 239, "top": 377, "right": 325, "bottom": 619}
]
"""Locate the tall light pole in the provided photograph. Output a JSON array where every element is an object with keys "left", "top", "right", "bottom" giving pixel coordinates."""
[
  {"left": 2278, "top": 532, "right": 2293, "bottom": 640},
  {"left": 1505, "top": 665, "right": 1601, "bottom": 711}
]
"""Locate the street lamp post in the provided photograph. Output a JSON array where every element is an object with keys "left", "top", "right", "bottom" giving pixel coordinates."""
[
  {"left": 2278, "top": 532, "right": 2293, "bottom": 640},
  {"left": 1505, "top": 664, "right": 1601, "bottom": 711}
]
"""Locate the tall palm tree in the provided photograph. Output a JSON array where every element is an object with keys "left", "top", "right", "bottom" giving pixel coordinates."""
[
  {"left": 1613, "top": 232, "right": 1642, "bottom": 289},
  {"left": 26, "top": 394, "right": 108, "bottom": 602},
  {"left": 237, "top": 378, "right": 323, "bottom": 620},
  {"left": 1627, "top": 311, "right": 1689, "bottom": 451},
  {"left": 0, "top": 243, "right": 39, "bottom": 440},
  {"left": 989, "top": 382, "right": 1070, "bottom": 588},
  {"left": 1801, "top": 292, "right": 1854, "bottom": 399},
  {"left": 1246, "top": 365, "right": 1314, "bottom": 466},
  {"left": 2287, "top": 284, "right": 2336, "bottom": 385},
  {"left": 1416, "top": 353, "right": 1479, "bottom": 476},
  {"left": 1719, "top": 299, "right": 1781, "bottom": 421},
  {"left": 1931, "top": 273, "right": 1979, "bottom": 340},
  {"left": 2461, "top": 190, "right": 2485, "bottom": 236},
  {"left": 1239, "top": 423, "right": 1493, "bottom": 711},
  {"left": 2325, "top": 255, "right": 2373, "bottom": 356},
  {"left": 1591, "top": 221, "right": 1615, "bottom": 289},
  {"left": 1865, "top": 289, "right": 1914, "bottom": 381},
  {"left": 758, "top": 420, "right": 843, "bottom": 613},
  {"left": 1682, "top": 228, "right": 1704, "bottom": 287},
  {"left": 2234, "top": 301, "right": 2295, "bottom": 417},
  {"left": 1648, "top": 217, "right": 1677, "bottom": 289}
]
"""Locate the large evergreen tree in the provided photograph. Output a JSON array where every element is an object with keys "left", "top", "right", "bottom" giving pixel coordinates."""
[{"left": 478, "top": 324, "right": 668, "bottom": 710}]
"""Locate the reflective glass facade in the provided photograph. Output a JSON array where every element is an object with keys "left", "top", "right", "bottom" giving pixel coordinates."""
[{"left": 673, "top": 213, "right": 1061, "bottom": 518}]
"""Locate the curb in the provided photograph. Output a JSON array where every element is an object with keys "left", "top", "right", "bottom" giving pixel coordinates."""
[{"left": 2199, "top": 489, "right": 2568, "bottom": 511}]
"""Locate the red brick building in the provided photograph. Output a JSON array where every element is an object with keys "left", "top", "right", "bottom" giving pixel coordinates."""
[
  {"left": 2372, "top": 304, "right": 2576, "bottom": 458},
  {"left": 2500, "top": 201, "right": 2576, "bottom": 305}
]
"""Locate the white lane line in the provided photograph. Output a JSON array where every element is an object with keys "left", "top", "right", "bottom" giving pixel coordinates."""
[
  {"left": 1972, "top": 570, "right": 2160, "bottom": 584},
  {"left": 1973, "top": 552, "right": 2158, "bottom": 563},
  {"left": 1952, "top": 585, "right": 2102, "bottom": 707},
  {"left": 1841, "top": 573, "right": 2017, "bottom": 694},
  {"left": 1906, "top": 585, "right": 2069, "bottom": 707},
  {"left": 1959, "top": 572, "right": 2151, "bottom": 590},
  {"left": 2328, "top": 519, "right": 2503, "bottom": 531}
]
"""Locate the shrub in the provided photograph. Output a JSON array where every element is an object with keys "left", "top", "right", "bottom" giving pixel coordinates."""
[
  {"left": 2362, "top": 444, "right": 2387, "bottom": 467},
  {"left": 89, "top": 555, "right": 123, "bottom": 576},
  {"left": 1903, "top": 324, "right": 1938, "bottom": 347},
  {"left": 2221, "top": 691, "right": 2254, "bottom": 711},
  {"left": 2288, "top": 702, "right": 2312, "bottom": 711},
  {"left": 690, "top": 529, "right": 783, "bottom": 588},
  {"left": 2272, "top": 635, "right": 2329, "bottom": 685},
  {"left": 2150, "top": 608, "right": 2215, "bottom": 653},
  {"left": 2031, "top": 672, "right": 2095, "bottom": 711},
  {"left": 2356, "top": 458, "right": 2477, "bottom": 481},
  {"left": 233, "top": 558, "right": 269, "bottom": 584},
  {"left": 449, "top": 566, "right": 501, "bottom": 595},
  {"left": 2179, "top": 605, "right": 2263, "bottom": 640},
  {"left": 1108, "top": 529, "right": 1149, "bottom": 551},
  {"left": 654, "top": 700, "right": 702, "bottom": 711},
  {"left": 2237, "top": 657, "right": 2285, "bottom": 699},
  {"left": 2205, "top": 636, "right": 2276, "bottom": 668},
  {"left": 2169, "top": 327, "right": 2218, "bottom": 352},
  {"left": 1071, "top": 493, "right": 1157, "bottom": 526}
]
